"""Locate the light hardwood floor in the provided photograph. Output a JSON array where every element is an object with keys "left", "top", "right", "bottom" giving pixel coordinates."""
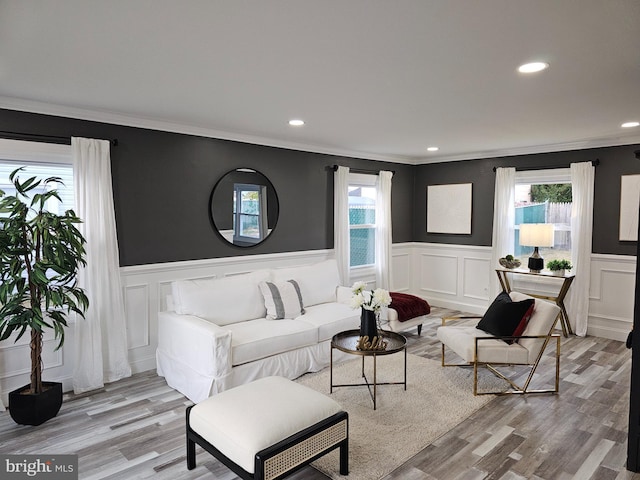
[{"left": 1, "top": 309, "right": 639, "bottom": 480}]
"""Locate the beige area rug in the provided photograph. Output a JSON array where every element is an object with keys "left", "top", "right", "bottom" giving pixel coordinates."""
[{"left": 296, "top": 353, "right": 507, "bottom": 480}]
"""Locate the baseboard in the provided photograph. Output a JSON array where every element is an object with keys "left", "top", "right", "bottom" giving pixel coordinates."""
[
  {"left": 130, "top": 356, "right": 157, "bottom": 375},
  {"left": 430, "top": 299, "right": 485, "bottom": 315}
]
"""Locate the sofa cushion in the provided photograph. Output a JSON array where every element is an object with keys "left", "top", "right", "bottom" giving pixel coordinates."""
[
  {"left": 259, "top": 280, "right": 305, "bottom": 320},
  {"left": 296, "top": 302, "right": 360, "bottom": 342},
  {"left": 171, "top": 270, "right": 271, "bottom": 326},
  {"left": 226, "top": 318, "right": 318, "bottom": 365},
  {"left": 437, "top": 325, "right": 529, "bottom": 364},
  {"left": 272, "top": 259, "right": 341, "bottom": 307}
]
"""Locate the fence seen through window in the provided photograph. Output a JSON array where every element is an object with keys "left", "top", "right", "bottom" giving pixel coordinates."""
[{"left": 349, "top": 185, "right": 376, "bottom": 267}]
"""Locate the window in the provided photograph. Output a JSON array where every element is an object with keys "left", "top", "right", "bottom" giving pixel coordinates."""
[
  {"left": 0, "top": 139, "right": 74, "bottom": 218},
  {"left": 514, "top": 168, "right": 572, "bottom": 265},
  {"left": 348, "top": 173, "right": 377, "bottom": 267},
  {"left": 232, "top": 183, "right": 267, "bottom": 245},
  {"left": 0, "top": 162, "right": 74, "bottom": 217}
]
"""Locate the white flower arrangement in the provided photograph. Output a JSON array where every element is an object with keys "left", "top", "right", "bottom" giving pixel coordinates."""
[{"left": 350, "top": 282, "right": 392, "bottom": 312}]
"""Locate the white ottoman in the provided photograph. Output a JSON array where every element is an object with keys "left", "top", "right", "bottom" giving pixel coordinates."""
[{"left": 186, "top": 376, "right": 349, "bottom": 479}]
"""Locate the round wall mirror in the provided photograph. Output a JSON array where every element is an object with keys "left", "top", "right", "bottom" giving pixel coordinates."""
[{"left": 210, "top": 168, "right": 279, "bottom": 247}]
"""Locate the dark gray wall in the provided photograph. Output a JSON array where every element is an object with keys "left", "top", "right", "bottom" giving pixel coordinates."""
[
  {"left": 0, "top": 109, "right": 414, "bottom": 266},
  {"left": 414, "top": 144, "right": 640, "bottom": 256},
  {"left": 2, "top": 109, "right": 638, "bottom": 264}
]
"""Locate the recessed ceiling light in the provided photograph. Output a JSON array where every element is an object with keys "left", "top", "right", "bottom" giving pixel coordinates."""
[
  {"left": 427, "top": 146, "right": 439, "bottom": 152},
  {"left": 518, "top": 62, "right": 549, "bottom": 73},
  {"left": 621, "top": 121, "right": 639, "bottom": 128},
  {"left": 288, "top": 119, "right": 305, "bottom": 126}
]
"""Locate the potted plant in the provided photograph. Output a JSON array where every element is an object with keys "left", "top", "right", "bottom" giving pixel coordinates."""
[
  {"left": 546, "top": 259, "right": 572, "bottom": 276},
  {"left": 0, "top": 168, "right": 88, "bottom": 426}
]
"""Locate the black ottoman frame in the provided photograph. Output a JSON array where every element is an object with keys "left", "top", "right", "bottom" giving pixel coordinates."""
[{"left": 186, "top": 406, "right": 349, "bottom": 479}]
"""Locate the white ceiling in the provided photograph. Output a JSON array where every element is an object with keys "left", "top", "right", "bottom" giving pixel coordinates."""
[{"left": 1, "top": 0, "right": 639, "bottom": 164}]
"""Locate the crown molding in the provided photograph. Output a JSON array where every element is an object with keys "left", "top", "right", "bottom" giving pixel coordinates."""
[
  {"left": 417, "top": 133, "right": 640, "bottom": 164},
  {"left": 0, "top": 96, "right": 415, "bottom": 165},
  {"left": 1, "top": 96, "right": 638, "bottom": 166}
]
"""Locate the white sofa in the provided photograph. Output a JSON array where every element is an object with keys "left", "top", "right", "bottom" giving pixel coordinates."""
[{"left": 156, "top": 259, "right": 361, "bottom": 403}]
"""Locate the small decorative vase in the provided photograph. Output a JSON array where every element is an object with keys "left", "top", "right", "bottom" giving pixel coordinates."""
[
  {"left": 360, "top": 309, "right": 378, "bottom": 339},
  {"left": 552, "top": 269, "right": 565, "bottom": 277}
]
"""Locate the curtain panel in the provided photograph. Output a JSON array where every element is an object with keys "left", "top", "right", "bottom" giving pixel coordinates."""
[
  {"left": 72, "top": 137, "right": 131, "bottom": 393},
  {"left": 567, "top": 161, "right": 595, "bottom": 336},
  {"left": 334, "top": 166, "right": 350, "bottom": 286},
  {"left": 375, "top": 171, "right": 393, "bottom": 290},
  {"left": 490, "top": 167, "right": 516, "bottom": 300}
]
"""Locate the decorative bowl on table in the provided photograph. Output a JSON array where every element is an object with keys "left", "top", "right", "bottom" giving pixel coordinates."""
[{"left": 499, "top": 257, "right": 521, "bottom": 269}]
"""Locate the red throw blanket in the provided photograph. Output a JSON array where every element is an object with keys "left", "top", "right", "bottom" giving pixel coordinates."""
[{"left": 389, "top": 292, "right": 431, "bottom": 322}]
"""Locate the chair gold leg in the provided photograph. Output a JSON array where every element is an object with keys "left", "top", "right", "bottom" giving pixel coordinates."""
[{"left": 473, "top": 361, "right": 478, "bottom": 396}]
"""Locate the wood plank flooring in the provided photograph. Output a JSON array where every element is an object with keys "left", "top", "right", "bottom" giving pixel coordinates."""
[{"left": 1, "top": 308, "right": 639, "bottom": 479}]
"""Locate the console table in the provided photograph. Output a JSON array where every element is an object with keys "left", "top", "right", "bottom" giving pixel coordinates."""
[{"left": 495, "top": 268, "right": 575, "bottom": 337}]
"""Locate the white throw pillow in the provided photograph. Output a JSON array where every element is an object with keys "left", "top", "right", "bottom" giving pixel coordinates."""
[
  {"left": 259, "top": 280, "right": 305, "bottom": 320},
  {"left": 272, "top": 259, "right": 340, "bottom": 307},
  {"left": 171, "top": 270, "right": 271, "bottom": 325}
]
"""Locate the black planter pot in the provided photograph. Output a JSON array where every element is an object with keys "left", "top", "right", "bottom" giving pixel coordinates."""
[
  {"left": 8, "top": 382, "right": 63, "bottom": 426},
  {"left": 359, "top": 309, "right": 378, "bottom": 339}
]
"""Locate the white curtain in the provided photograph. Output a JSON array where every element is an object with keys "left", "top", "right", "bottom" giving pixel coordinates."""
[
  {"left": 375, "top": 171, "right": 393, "bottom": 290},
  {"left": 72, "top": 137, "right": 131, "bottom": 393},
  {"left": 567, "top": 161, "right": 595, "bottom": 336},
  {"left": 490, "top": 167, "right": 516, "bottom": 299},
  {"left": 334, "top": 166, "right": 350, "bottom": 286}
]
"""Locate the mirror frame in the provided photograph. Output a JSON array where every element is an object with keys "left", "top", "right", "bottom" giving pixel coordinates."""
[{"left": 209, "top": 168, "right": 279, "bottom": 247}]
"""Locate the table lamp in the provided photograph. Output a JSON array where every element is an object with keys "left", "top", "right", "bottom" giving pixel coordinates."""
[{"left": 519, "top": 223, "right": 554, "bottom": 273}]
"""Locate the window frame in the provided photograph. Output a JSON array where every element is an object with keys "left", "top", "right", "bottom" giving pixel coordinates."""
[
  {"left": 232, "top": 182, "right": 268, "bottom": 245},
  {"left": 0, "top": 139, "right": 73, "bottom": 211},
  {"left": 348, "top": 172, "right": 377, "bottom": 270},
  {"left": 514, "top": 167, "right": 572, "bottom": 263}
]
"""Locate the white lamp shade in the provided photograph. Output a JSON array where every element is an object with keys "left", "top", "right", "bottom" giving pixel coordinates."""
[{"left": 519, "top": 223, "right": 554, "bottom": 247}]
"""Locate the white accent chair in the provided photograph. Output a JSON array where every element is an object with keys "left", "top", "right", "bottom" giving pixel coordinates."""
[{"left": 437, "top": 292, "right": 562, "bottom": 395}]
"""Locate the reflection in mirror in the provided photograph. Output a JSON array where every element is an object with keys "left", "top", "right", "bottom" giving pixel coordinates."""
[{"left": 210, "top": 168, "right": 279, "bottom": 247}]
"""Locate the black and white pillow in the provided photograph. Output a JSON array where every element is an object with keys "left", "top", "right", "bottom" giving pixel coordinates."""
[{"left": 259, "top": 280, "right": 305, "bottom": 320}]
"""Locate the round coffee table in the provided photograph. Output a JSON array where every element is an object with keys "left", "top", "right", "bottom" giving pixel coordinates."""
[{"left": 330, "top": 329, "right": 407, "bottom": 410}]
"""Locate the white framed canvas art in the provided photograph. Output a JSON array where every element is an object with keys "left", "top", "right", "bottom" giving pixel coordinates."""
[
  {"left": 620, "top": 174, "right": 640, "bottom": 241},
  {"left": 427, "top": 183, "right": 472, "bottom": 234}
]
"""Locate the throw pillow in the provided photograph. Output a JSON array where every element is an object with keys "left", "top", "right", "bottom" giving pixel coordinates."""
[
  {"left": 477, "top": 292, "right": 535, "bottom": 343},
  {"left": 512, "top": 302, "right": 535, "bottom": 339},
  {"left": 259, "top": 280, "right": 305, "bottom": 320}
]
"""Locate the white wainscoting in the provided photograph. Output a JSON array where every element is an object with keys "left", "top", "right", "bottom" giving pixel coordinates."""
[
  {"left": 587, "top": 254, "right": 636, "bottom": 341},
  {"left": 0, "top": 245, "right": 635, "bottom": 405},
  {"left": 405, "top": 243, "right": 493, "bottom": 314},
  {"left": 119, "top": 249, "right": 339, "bottom": 377}
]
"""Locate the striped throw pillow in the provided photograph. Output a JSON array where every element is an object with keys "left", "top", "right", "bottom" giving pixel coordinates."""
[{"left": 259, "top": 280, "right": 306, "bottom": 320}]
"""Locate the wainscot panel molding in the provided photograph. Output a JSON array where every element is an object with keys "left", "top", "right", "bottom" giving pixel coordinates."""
[
  {"left": 2, "top": 246, "right": 632, "bottom": 405},
  {"left": 391, "top": 244, "right": 413, "bottom": 293},
  {"left": 120, "top": 249, "right": 338, "bottom": 376},
  {"left": 0, "top": 323, "right": 77, "bottom": 407},
  {"left": 587, "top": 254, "right": 636, "bottom": 341},
  {"left": 408, "top": 243, "right": 493, "bottom": 314}
]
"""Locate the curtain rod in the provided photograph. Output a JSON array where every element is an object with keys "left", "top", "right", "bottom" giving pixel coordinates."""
[
  {"left": 332, "top": 164, "right": 395, "bottom": 175},
  {"left": 492, "top": 159, "right": 599, "bottom": 173},
  {"left": 0, "top": 130, "right": 118, "bottom": 147}
]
